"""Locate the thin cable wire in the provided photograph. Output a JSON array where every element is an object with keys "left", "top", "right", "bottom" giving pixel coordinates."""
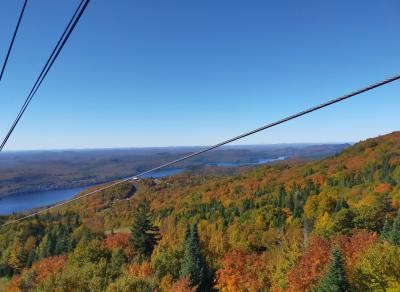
[
  {"left": 0, "top": 0, "right": 90, "bottom": 152},
  {"left": 0, "top": 0, "right": 88, "bottom": 151},
  {"left": 1, "top": 0, "right": 84, "bottom": 141},
  {"left": 1, "top": 73, "right": 399, "bottom": 229},
  {"left": 0, "top": 0, "right": 27, "bottom": 82}
]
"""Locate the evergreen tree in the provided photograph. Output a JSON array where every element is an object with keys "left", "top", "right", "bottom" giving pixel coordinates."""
[
  {"left": 293, "top": 199, "right": 302, "bottom": 218},
  {"left": 130, "top": 199, "right": 160, "bottom": 262},
  {"left": 380, "top": 214, "right": 391, "bottom": 241},
  {"left": 81, "top": 227, "right": 94, "bottom": 241},
  {"left": 278, "top": 186, "right": 286, "bottom": 208},
  {"left": 286, "top": 192, "right": 295, "bottom": 211},
  {"left": 67, "top": 237, "right": 78, "bottom": 252},
  {"left": 74, "top": 213, "right": 81, "bottom": 227},
  {"left": 180, "top": 224, "right": 208, "bottom": 290},
  {"left": 316, "top": 248, "right": 348, "bottom": 292},
  {"left": 334, "top": 198, "right": 349, "bottom": 213},
  {"left": 389, "top": 209, "right": 400, "bottom": 245},
  {"left": 380, "top": 156, "right": 395, "bottom": 183},
  {"left": 38, "top": 232, "right": 55, "bottom": 259},
  {"left": 26, "top": 250, "right": 36, "bottom": 267},
  {"left": 109, "top": 249, "right": 127, "bottom": 280},
  {"left": 55, "top": 225, "right": 69, "bottom": 255}
]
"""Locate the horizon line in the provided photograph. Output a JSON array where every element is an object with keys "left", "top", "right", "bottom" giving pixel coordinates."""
[{"left": 1, "top": 141, "right": 352, "bottom": 153}]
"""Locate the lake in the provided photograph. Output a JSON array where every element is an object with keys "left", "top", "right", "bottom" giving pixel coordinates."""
[
  {"left": 0, "top": 157, "right": 287, "bottom": 215},
  {"left": 0, "top": 186, "right": 88, "bottom": 215},
  {"left": 139, "top": 168, "right": 183, "bottom": 178},
  {"left": 0, "top": 168, "right": 183, "bottom": 215},
  {"left": 215, "top": 156, "right": 286, "bottom": 167}
]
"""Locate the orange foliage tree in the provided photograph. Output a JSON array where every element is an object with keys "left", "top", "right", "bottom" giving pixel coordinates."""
[
  {"left": 287, "top": 231, "right": 378, "bottom": 291},
  {"left": 333, "top": 230, "right": 378, "bottom": 279},
  {"left": 6, "top": 256, "right": 66, "bottom": 291},
  {"left": 287, "top": 236, "right": 331, "bottom": 292},
  {"left": 170, "top": 277, "right": 197, "bottom": 292},
  {"left": 103, "top": 232, "right": 134, "bottom": 257},
  {"left": 127, "top": 261, "right": 153, "bottom": 278},
  {"left": 215, "top": 248, "right": 270, "bottom": 292}
]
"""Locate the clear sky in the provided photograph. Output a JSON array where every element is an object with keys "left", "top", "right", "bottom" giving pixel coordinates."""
[{"left": 0, "top": 0, "right": 399, "bottom": 150}]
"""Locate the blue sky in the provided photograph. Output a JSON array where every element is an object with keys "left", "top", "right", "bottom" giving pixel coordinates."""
[{"left": 0, "top": 0, "right": 399, "bottom": 150}]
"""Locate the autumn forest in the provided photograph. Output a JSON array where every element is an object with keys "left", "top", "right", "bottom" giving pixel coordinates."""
[{"left": 1, "top": 131, "right": 400, "bottom": 291}]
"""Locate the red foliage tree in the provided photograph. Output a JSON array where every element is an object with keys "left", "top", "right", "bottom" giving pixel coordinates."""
[
  {"left": 7, "top": 255, "right": 66, "bottom": 290},
  {"left": 287, "top": 236, "right": 331, "bottom": 292},
  {"left": 103, "top": 232, "right": 134, "bottom": 257},
  {"left": 33, "top": 255, "right": 66, "bottom": 283},
  {"left": 215, "top": 248, "right": 270, "bottom": 292},
  {"left": 334, "top": 230, "right": 377, "bottom": 276}
]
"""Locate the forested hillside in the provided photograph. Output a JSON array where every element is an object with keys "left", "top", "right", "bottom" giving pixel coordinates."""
[
  {"left": 1, "top": 132, "right": 399, "bottom": 291},
  {"left": 0, "top": 144, "right": 347, "bottom": 198}
]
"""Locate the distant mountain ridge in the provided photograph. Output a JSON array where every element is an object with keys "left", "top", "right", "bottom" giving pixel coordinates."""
[{"left": 0, "top": 143, "right": 348, "bottom": 198}]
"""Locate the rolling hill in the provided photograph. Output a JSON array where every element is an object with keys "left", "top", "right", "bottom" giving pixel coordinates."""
[{"left": 0, "top": 132, "right": 399, "bottom": 291}]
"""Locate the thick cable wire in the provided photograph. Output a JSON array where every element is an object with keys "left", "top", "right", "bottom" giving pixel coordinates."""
[
  {"left": 0, "top": 0, "right": 27, "bottom": 82},
  {"left": 1, "top": 73, "right": 399, "bottom": 228},
  {"left": 0, "top": 0, "right": 89, "bottom": 152}
]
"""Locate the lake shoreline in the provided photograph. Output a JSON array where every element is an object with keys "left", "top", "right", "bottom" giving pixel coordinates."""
[
  {"left": 0, "top": 167, "right": 185, "bottom": 215},
  {"left": 0, "top": 158, "right": 288, "bottom": 215}
]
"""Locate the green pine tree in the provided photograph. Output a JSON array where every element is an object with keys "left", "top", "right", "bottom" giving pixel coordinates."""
[
  {"left": 130, "top": 199, "right": 160, "bottom": 262},
  {"left": 55, "top": 226, "right": 69, "bottom": 255},
  {"left": 293, "top": 199, "right": 302, "bottom": 218},
  {"left": 389, "top": 209, "right": 400, "bottom": 245},
  {"left": 109, "top": 249, "right": 127, "bottom": 280},
  {"left": 38, "top": 232, "right": 55, "bottom": 259},
  {"left": 334, "top": 198, "right": 349, "bottom": 213},
  {"left": 278, "top": 186, "right": 286, "bottom": 208},
  {"left": 74, "top": 213, "right": 81, "bottom": 227},
  {"left": 180, "top": 224, "right": 208, "bottom": 290},
  {"left": 286, "top": 192, "right": 295, "bottom": 211},
  {"left": 380, "top": 215, "right": 391, "bottom": 241},
  {"left": 316, "top": 248, "right": 349, "bottom": 292},
  {"left": 26, "top": 250, "right": 36, "bottom": 267}
]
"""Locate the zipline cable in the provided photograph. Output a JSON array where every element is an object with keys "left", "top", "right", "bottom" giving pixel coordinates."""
[
  {"left": 0, "top": 0, "right": 27, "bottom": 82},
  {"left": 1, "top": 73, "right": 399, "bottom": 228},
  {"left": 0, "top": 0, "right": 90, "bottom": 152}
]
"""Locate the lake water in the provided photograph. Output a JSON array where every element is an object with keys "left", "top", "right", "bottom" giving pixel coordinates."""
[
  {"left": 0, "top": 168, "right": 183, "bottom": 215},
  {"left": 0, "top": 186, "right": 88, "bottom": 215},
  {"left": 139, "top": 168, "right": 183, "bottom": 178},
  {"left": 215, "top": 156, "right": 286, "bottom": 167},
  {"left": 0, "top": 158, "right": 286, "bottom": 215}
]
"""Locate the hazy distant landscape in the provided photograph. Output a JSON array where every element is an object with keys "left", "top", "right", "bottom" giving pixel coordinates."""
[{"left": 0, "top": 143, "right": 348, "bottom": 198}]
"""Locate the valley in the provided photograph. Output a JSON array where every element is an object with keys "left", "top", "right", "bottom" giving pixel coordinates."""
[
  {"left": 0, "top": 144, "right": 347, "bottom": 200},
  {"left": 0, "top": 132, "right": 399, "bottom": 291}
]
